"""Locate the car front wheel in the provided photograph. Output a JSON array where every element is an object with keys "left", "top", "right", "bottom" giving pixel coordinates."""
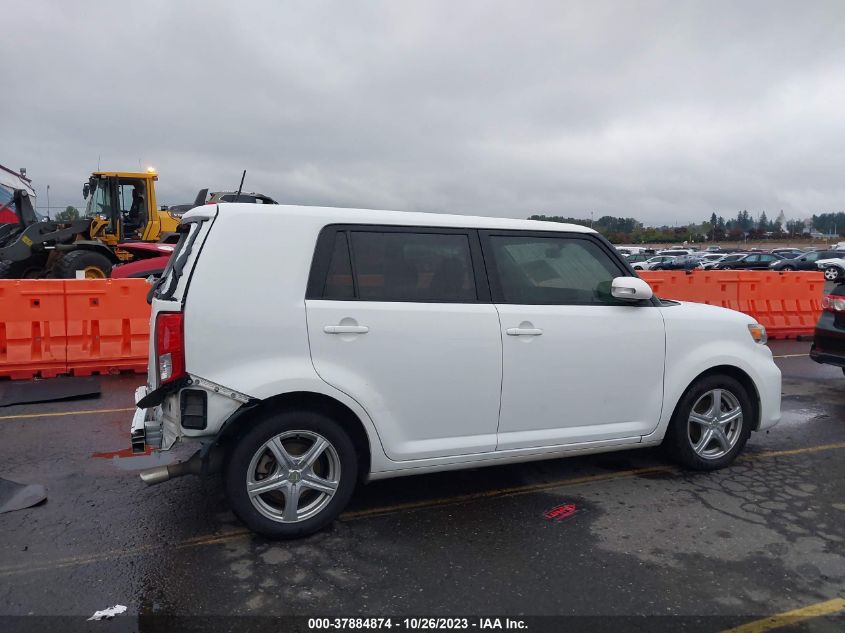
[
  {"left": 665, "top": 375, "right": 753, "bottom": 470},
  {"left": 225, "top": 409, "right": 358, "bottom": 539}
]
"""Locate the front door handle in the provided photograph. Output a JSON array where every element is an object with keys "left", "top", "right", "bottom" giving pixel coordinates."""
[
  {"left": 324, "top": 325, "right": 369, "bottom": 334},
  {"left": 506, "top": 327, "right": 543, "bottom": 336}
]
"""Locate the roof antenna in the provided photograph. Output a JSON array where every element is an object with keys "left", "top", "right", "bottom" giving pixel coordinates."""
[{"left": 235, "top": 170, "right": 246, "bottom": 201}]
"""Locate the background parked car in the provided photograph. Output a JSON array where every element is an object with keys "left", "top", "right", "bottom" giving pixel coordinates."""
[
  {"left": 702, "top": 253, "right": 745, "bottom": 269},
  {"left": 770, "top": 248, "right": 804, "bottom": 259},
  {"left": 769, "top": 249, "right": 844, "bottom": 272},
  {"left": 207, "top": 191, "right": 278, "bottom": 204},
  {"left": 714, "top": 253, "right": 782, "bottom": 270},
  {"left": 810, "top": 283, "right": 845, "bottom": 375},
  {"left": 624, "top": 252, "right": 651, "bottom": 266},
  {"left": 632, "top": 255, "right": 679, "bottom": 271},
  {"left": 698, "top": 253, "right": 726, "bottom": 266},
  {"left": 651, "top": 255, "right": 702, "bottom": 271},
  {"left": 815, "top": 256, "right": 845, "bottom": 281}
]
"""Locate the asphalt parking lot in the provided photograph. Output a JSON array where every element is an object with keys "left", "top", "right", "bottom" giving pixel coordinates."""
[{"left": 0, "top": 340, "right": 843, "bottom": 631}]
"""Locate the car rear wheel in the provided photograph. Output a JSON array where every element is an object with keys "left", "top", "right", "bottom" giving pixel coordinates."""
[
  {"left": 823, "top": 266, "right": 841, "bottom": 281},
  {"left": 665, "top": 374, "right": 753, "bottom": 470},
  {"left": 225, "top": 408, "right": 358, "bottom": 538}
]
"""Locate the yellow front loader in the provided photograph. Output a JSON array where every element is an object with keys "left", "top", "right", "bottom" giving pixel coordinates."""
[{"left": 0, "top": 169, "right": 182, "bottom": 279}]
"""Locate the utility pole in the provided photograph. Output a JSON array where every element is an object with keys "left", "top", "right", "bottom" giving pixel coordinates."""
[{"left": 46, "top": 184, "right": 51, "bottom": 220}]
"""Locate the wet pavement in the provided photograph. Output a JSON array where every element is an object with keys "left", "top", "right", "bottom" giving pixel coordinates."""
[{"left": 0, "top": 340, "right": 843, "bottom": 630}]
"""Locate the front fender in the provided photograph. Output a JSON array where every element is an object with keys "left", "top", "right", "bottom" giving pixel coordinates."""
[{"left": 644, "top": 336, "right": 781, "bottom": 443}]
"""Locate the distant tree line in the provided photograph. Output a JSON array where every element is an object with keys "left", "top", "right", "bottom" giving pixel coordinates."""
[{"left": 529, "top": 208, "right": 841, "bottom": 244}]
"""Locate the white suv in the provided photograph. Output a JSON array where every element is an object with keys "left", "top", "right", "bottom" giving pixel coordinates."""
[{"left": 131, "top": 204, "right": 781, "bottom": 538}]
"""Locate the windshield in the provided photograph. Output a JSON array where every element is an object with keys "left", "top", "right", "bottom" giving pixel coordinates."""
[{"left": 85, "top": 180, "right": 110, "bottom": 218}]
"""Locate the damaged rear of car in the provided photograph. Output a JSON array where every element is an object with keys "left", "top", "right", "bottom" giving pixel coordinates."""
[{"left": 130, "top": 205, "right": 253, "bottom": 481}]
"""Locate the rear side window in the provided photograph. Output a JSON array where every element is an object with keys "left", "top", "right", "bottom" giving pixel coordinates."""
[
  {"left": 323, "top": 232, "right": 354, "bottom": 299},
  {"left": 351, "top": 232, "right": 476, "bottom": 302},
  {"left": 314, "top": 228, "right": 478, "bottom": 302},
  {"left": 486, "top": 235, "right": 626, "bottom": 305}
]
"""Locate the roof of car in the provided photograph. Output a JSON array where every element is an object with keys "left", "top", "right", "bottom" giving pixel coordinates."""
[{"left": 183, "top": 203, "right": 597, "bottom": 234}]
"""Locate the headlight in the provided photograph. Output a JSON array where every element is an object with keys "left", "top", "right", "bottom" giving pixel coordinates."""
[{"left": 747, "top": 323, "right": 767, "bottom": 344}]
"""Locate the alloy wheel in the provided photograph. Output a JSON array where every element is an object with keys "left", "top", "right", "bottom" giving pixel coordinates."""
[
  {"left": 687, "top": 388, "right": 744, "bottom": 460},
  {"left": 246, "top": 430, "right": 341, "bottom": 523},
  {"left": 824, "top": 267, "right": 840, "bottom": 281}
]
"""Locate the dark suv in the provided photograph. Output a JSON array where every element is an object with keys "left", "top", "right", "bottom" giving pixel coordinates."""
[
  {"left": 770, "top": 250, "right": 844, "bottom": 272},
  {"left": 810, "top": 284, "right": 845, "bottom": 376}
]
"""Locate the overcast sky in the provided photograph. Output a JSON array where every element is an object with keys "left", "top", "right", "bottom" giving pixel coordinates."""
[{"left": 4, "top": 1, "right": 844, "bottom": 225}]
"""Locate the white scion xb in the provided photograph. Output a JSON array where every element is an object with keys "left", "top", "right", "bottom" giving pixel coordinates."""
[{"left": 131, "top": 204, "right": 781, "bottom": 538}]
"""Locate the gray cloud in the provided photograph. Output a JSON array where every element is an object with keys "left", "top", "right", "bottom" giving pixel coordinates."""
[{"left": 4, "top": 0, "right": 844, "bottom": 225}]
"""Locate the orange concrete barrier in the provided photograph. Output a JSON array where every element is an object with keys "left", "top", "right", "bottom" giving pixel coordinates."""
[
  {"left": 0, "top": 279, "right": 151, "bottom": 380},
  {"left": 640, "top": 270, "right": 823, "bottom": 339},
  {"left": 640, "top": 270, "right": 741, "bottom": 311},
  {"left": 0, "top": 280, "right": 67, "bottom": 379},
  {"left": 735, "top": 272, "right": 824, "bottom": 339},
  {"left": 65, "top": 279, "right": 150, "bottom": 376}
]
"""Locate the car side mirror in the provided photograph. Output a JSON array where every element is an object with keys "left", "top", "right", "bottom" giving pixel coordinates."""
[{"left": 611, "top": 276, "right": 653, "bottom": 302}]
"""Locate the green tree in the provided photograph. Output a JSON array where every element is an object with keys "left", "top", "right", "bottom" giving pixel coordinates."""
[{"left": 55, "top": 206, "right": 80, "bottom": 222}]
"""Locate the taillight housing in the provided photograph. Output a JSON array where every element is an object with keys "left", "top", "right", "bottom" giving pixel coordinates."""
[
  {"left": 822, "top": 295, "right": 845, "bottom": 313},
  {"left": 155, "top": 312, "right": 185, "bottom": 385}
]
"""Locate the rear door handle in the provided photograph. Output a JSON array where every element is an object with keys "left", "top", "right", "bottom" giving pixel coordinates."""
[
  {"left": 506, "top": 327, "right": 543, "bottom": 336},
  {"left": 324, "top": 325, "right": 369, "bottom": 334}
]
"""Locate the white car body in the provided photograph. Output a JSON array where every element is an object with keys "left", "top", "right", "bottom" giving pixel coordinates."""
[
  {"left": 132, "top": 204, "right": 781, "bottom": 487},
  {"left": 632, "top": 255, "right": 676, "bottom": 270},
  {"left": 656, "top": 249, "right": 694, "bottom": 256},
  {"left": 616, "top": 246, "right": 650, "bottom": 255},
  {"left": 816, "top": 257, "right": 845, "bottom": 280}
]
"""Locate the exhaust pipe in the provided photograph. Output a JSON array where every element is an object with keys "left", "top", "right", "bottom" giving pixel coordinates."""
[{"left": 139, "top": 449, "right": 222, "bottom": 486}]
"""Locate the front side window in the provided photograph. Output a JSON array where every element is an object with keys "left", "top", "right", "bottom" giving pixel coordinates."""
[{"left": 488, "top": 235, "right": 625, "bottom": 305}]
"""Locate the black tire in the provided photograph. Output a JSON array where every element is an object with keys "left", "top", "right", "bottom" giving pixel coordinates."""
[
  {"left": 824, "top": 266, "right": 841, "bottom": 282},
  {"left": 664, "top": 374, "right": 753, "bottom": 471},
  {"left": 0, "top": 254, "right": 48, "bottom": 279},
  {"left": 225, "top": 409, "right": 358, "bottom": 539},
  {"left": 782, "top": 265, "right": 796, "bottom": 271},
  {"left": 53, "top": 250, "right": 113, "bottom": 279}
]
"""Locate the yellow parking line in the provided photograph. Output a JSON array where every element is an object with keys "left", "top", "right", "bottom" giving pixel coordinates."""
[
  {"left": 772, "top": 353, "right": 809, "bottom": 359},
  {"left": 0, "top": 407, "right": 134, "bottom": 421},
  {"left": 0, "top": 440, "right": 843, "bottom": 578},
  {"left": 749, "top": 442, "right": 845, "bottom": 459},
  {"left": 721, "top": 597, "right": 845, "bottom": 633}
]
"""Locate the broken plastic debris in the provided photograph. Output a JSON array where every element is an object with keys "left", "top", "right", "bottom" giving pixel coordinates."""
[
  {"left": 543, "top": 503, "right": 579, "bottom": 522},
  {"left": 87, "top": 605, "right": 127, "bottom": 621}
]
